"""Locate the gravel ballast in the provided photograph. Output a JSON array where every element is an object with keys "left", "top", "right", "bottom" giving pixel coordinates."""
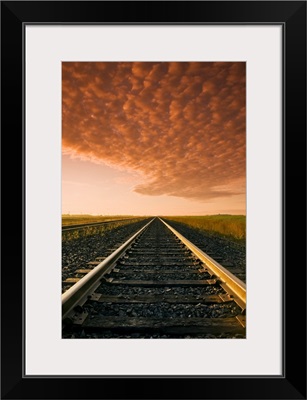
[
  {"left": 62, "top": 219, "right": 150, "bottom": 292},
  {"left": 163, "top": 218, "right": 246, "bottom": 282}
]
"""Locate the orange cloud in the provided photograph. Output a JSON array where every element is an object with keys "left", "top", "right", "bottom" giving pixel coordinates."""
[{"left": 62, "top": 62, "right": 245, "bottom": 202}]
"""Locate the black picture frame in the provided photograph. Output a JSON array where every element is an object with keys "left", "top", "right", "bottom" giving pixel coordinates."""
[{"left": 1, "top": 1, "right": 306, "bottom": 399}]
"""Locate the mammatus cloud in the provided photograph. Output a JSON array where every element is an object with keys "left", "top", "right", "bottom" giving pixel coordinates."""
[{"left": 62, "top": 62, "right": 245, "bottom": 201}]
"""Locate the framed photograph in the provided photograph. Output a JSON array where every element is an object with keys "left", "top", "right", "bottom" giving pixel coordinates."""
[{"left": 1, "top": 1, "right": 306, "bottom": 399}]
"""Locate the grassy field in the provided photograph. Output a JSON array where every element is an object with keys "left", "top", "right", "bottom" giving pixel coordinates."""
[
  {"left": 62, "top": 215, "right": 147, "bottom": 241},
  {"left": 62, "top": 214, "right": 136, "bottom": 226},
  {"left": 164, "top": 215, "right": 246, "bottom": 242}
]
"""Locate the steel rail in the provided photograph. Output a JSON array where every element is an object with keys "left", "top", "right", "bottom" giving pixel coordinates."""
[
  {"left": 159, "top": 218, "right": 246, "bottom": 310},
  {"left": 62, "top": 218, "right": 155, "bottom": 320},
  {"left": 62, "top": 218, "right": 141, "bottom": 232}
]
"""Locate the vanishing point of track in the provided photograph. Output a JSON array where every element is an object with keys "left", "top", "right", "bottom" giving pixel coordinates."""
[{"left": 62, "top": 217, "right": 246, "bottom": 338}]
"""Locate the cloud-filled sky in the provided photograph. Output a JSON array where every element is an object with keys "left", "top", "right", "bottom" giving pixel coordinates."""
[{"left": 62, "top": 62, "right": 245, "bottom": 215}]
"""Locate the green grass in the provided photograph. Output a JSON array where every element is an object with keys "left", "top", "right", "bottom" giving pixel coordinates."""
[{"left": 163, "top": 215, "right": 246, "bottom": 242}]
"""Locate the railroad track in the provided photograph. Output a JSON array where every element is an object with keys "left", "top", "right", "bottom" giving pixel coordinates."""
[
  {"left": 62, "top": 217, "right": 246, "bottom": 338},
  {"left": 62, "top": 218, "right": 137, "bottom": 232}
]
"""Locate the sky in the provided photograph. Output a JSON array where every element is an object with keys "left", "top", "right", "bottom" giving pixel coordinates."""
[{"left": 62, "top": 62, "right": 246, "bottom": 216}]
